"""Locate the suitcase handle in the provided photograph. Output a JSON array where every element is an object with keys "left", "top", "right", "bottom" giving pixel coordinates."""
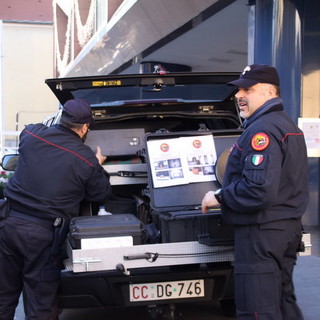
[
  {"left": 109, "top": 170, "right": 147, "bottom": 177},
  {"left": 197, "top": 234, "right": 234, "bottom": 246},
  {"left": 124, "top": 252, "right": 158, "bottom": 262}
]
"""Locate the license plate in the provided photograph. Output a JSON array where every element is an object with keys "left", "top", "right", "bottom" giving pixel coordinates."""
[{"left": 129, "top": 279, "right": 204, "bottom": 302}]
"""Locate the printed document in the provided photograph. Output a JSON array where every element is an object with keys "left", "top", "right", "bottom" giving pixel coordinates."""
[{"left": 147, "top": 135, "right": 217, "bottom": 188}]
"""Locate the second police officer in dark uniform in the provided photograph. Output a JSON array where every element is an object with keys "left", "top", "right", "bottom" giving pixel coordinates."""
[
  {"left": 202, "top": 65, "right": 309, "bottom": 320},
  {"left": 0, "top": 99, "right": 112, "bottom": 319}
]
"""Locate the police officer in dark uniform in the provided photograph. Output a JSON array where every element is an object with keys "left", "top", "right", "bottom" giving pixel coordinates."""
[
  {"left": 0, "top": 99, "right": 112, "bottom": 319},
  {"left": 202, "top": 65, "right": 309, "bottom": 320}
]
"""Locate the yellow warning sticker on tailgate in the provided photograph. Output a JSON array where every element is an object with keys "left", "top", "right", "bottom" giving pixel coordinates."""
[{"left": 92, "top": 80, "right": 122, "bottom": 87}]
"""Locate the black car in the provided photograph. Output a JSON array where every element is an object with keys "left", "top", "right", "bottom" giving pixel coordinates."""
[{"left": 6, "top": 72, "right": 243, "bottom": 319}]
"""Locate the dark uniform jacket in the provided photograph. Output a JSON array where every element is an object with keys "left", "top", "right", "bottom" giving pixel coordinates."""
[
  {"left": 221, "top": 97, "right": 309, "bottom": 225},
  {"left": 4, "top": 123, "right": 112, "bottom": 220}
]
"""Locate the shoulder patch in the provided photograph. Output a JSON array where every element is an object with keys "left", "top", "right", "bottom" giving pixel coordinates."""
[
  {"left": 252, "top": 154, "right": 264, "bottom": 166},
  {"left": 251, "top": 132, "right": 270, "bottom": 151}
]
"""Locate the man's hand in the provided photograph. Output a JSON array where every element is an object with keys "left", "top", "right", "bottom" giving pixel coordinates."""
[
  {"left": 95, "top": 146, "right": 107, "bottom": 165},
  {"left": 201, "top": 191, "right": 220, "bottom": 214}
]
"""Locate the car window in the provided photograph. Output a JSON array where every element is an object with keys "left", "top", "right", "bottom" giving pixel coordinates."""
[{"left": 70, "top": 84, "right": 235, "bottom": 106}]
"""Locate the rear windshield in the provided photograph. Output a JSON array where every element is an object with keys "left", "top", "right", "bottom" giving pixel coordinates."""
[{"left": 70, "top": 84, "right": 235, "bottom": 106}]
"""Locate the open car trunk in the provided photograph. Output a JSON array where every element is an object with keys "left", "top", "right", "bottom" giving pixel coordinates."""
[{"left": 44, "top": 72, "right": 242, "bottom": 318}]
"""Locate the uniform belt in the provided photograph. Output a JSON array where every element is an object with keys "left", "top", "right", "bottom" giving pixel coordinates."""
[{"left": 10, "top": 210, "right": 55, "bottom": 231}]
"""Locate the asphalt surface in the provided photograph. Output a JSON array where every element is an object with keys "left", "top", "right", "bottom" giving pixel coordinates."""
[
  {"left": 294, "top": 230, "right": 320, "bottom": 320},
  {"left": 13, "top": 231, "right": 320, "bottom": 320}
]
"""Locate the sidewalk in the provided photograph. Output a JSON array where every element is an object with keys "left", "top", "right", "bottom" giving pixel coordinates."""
[
  {"left": 294, "top": 255, "right": 320, "bottom": 320},
  {"left": 294, "top": 230, "right": 320, "bottom": 320}
]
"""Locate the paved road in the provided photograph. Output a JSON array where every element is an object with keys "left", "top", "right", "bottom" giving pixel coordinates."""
[
  {"left": 294, "top": 255, "right": 320, "bottom": 320},
  {"left": 14, "top": 254, "right": 320, "bottom": 320}
]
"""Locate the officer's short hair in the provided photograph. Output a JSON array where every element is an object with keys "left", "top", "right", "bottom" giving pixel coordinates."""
[
  {"left": 60, "top": 114, "right": 85, "bottom": 130},
  {"left": 274, "top": 85, "right": 281, "bottom": 97}
]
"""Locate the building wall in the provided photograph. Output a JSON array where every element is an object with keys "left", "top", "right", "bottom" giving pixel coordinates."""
[
  {"left": 301, "top": 1, "right": 320, "bottom": 119},
  {"left": 0, "top": 0, "right": 56, "bottom": 156},
  {"left": 0, "top": 0, "right": 53, "bottom": 22},
  {"left": 1, "top": 22, "right": 57, "bottom": 153},
  {"left": 299, "top": 0, "right": 320, "bottom": 227}
]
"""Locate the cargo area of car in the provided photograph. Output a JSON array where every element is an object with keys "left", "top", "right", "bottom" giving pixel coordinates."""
[
  {"left": 43, "top": 73, "right": 242, "bottom": 318},
  {"left": 84, "top": 115, "right": 240, "bottom": 218}
]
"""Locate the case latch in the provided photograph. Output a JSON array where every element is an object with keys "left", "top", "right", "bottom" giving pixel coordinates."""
[{"left": 198, "top": 105, "right": 214, "bottom": 113}]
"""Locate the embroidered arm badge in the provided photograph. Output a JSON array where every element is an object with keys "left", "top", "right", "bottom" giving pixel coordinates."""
[{"left": 251, "top": 132, "right": 270, "bottom": 151}]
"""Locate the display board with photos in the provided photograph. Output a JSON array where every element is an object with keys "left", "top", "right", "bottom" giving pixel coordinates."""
[{"left": 147, "top": 135, "right": 217, "bottom": 188}]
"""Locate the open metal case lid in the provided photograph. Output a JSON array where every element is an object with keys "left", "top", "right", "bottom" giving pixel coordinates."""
[{"left": 45, "top": 72, "right": 241, "bottom": 125}]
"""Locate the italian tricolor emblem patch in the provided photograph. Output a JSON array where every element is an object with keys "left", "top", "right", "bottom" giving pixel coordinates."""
[{"left": 252, "top": 154, "right": 264, "bottom": 166}]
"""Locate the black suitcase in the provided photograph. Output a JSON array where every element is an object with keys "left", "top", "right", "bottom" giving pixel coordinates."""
[
  {"left": 69, "top": 214, "right": 145, "bottom": 249},
  {"left": 159, "top": 209, "right": 234, "bottom": 244},
  {"left": 145, "top": 131, "right": 239, "bottom": 245}
]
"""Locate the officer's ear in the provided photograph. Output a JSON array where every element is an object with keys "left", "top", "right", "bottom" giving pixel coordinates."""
[
  {"left": 78, "top": 123, "right": 89, "bottom": 139},
  {"left": 80, "top": 123, "right": 90, "bottom": 133},
  {"left": 268, "top": 85, "right": 277, "bottom": 97}
]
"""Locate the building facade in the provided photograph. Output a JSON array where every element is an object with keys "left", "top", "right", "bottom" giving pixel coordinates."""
[{"left": 0, "top": 0, "right": 57, "bottom": 155}]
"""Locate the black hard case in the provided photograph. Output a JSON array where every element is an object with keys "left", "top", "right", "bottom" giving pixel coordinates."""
[
  {"left": 159, "top": 210, "right": 233, "bottom": 244},
  {"left": 145, "top": 131, "right": 239, "bottom": 245},
  {"left": 69, "top": 214, "right": 144, "bottom": 249}
]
